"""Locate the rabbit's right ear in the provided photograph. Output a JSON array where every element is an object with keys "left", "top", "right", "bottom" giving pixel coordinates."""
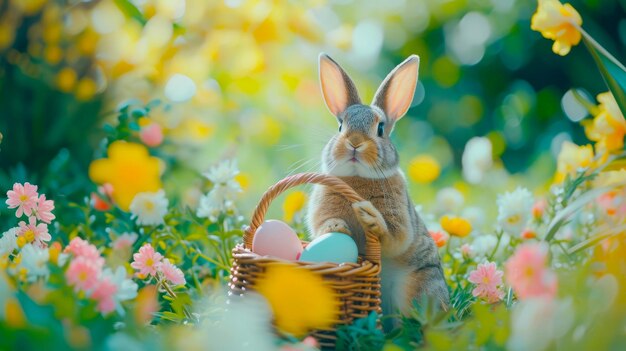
[{"left": 319, "top": 53, "right": 362, "bottom": 117}]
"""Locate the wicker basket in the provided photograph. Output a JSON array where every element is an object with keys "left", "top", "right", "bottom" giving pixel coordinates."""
[{"left": 228, "top": 172, "right": 382, "bottom": 347}]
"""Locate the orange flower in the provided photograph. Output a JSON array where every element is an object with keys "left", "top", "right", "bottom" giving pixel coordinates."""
[
  {"left": 429, "top": 230, "right": 449, "bottom": 248},
  {"left": 440, "top": 215, "right": 472, "bottom": 237}
]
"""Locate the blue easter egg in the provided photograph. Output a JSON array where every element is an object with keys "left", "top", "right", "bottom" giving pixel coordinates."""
[{"left": 298, "top": 232, "right": 358, "bottom": 264}]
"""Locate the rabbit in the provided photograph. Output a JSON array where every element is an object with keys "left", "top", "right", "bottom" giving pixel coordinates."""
[{"left": 307, "top": 53, "right": 449, "bottom": 329}]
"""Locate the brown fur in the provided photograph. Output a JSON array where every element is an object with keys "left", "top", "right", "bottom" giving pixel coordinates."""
[{"left": 309, "top": 54, "right": 449, "bottom": 326}]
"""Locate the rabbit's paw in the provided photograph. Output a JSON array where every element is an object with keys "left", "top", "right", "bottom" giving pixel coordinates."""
[
  {"left": 352, "top": 201, "right": 388, "bottom": 235},
  {"left": 321, "top": 218, "right": 351, "bottom": 235}
]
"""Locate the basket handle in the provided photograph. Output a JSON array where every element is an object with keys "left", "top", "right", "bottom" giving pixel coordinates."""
[{"left": 243, "top": 172, "right": 382, "bottom": 265}]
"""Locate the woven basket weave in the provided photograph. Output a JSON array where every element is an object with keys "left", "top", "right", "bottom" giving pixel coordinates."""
[{"left": 228, "top": 172, "right": 382, "bottom": 347}]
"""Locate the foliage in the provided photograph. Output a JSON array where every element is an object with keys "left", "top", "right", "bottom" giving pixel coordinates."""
[{"left": 1, "top": 0, "right": 626, "bottom": 351}]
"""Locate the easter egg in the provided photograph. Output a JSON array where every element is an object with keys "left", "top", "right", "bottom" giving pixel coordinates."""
[
  {"left": 252, "top": 220, "right": 303, "bottom": 260},
  {"left": 299, "top": 232, "right": 358, "bottom": 264}
]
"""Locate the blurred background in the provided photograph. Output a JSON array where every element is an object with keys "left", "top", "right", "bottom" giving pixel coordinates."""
[{"left": 0, "top": 0, "right": 625, "bottom": 223}]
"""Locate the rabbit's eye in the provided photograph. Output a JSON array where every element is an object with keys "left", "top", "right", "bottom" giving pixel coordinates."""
[
  {"left": 339, "top": 121, "right": 343, "bottom": 132},
  {"left": 377, "top": 122, "right": 385, "bottom": 137}
]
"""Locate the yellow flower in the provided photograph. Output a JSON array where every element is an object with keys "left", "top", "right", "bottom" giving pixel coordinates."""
[
  {"left": 234, "top": 173, "right": 251, "bottom": 191},
  {"left": 255, "top": 263, "right": 339, "bottom": 337},
  {"left": 89, "top": 141, "right": 162, "bottom": 211},
  {"left": 583, "top": 92, "right": 626, "bottom": 154},
  {"left": 440, "top": 215, "right": 472, "bottom": 237},
  {"left": 283, "top": 191, "right": 307, "bottom": 223},
  {"left": 408, "top": 155, "right": 441, "bottom": 184},
  {"left": 75, "top": 78, "right": 98, "bottom": 101},
  {"left": 531, "top": 0, "right": 582, "bottom": 56},
  {"left": 593, "top": 169, "right": 626, "bottom": 188},
  {"left": 57, "top": 67, "right": 77, "bottom": 92},
  {"left": 554, "top": 141, "right": 594, "bottom": 183},
  {"left": 4, "top": 298, "right": 26, "bottom": 328}
]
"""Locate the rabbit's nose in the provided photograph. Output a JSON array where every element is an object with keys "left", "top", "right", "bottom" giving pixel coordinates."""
[{"left": 344, "top": 139, "right": 365, "bottom": 151}]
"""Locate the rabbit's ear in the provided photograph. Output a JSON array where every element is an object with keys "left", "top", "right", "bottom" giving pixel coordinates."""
[
  {"left": 319, "top": 53, "right": 362, "bottom": 117},
  {"left": 372, "top": 55, "right": 419, "bottom": 122}
]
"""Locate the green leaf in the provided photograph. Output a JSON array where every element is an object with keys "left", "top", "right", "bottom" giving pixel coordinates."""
[
  {"left": 581, "top": 28, "right": 626, "bottom": 116},
  {"left": 113, "top": 0, "right": 147, "bottom": 25}
]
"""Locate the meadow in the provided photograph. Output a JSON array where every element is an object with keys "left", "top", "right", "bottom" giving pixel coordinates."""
[{"left": 0, "top": 0, "right": 625, "bottom": 350}]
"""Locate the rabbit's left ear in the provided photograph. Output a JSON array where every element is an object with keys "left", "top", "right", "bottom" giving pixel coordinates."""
[
  {"left": 319, "top": 53, "right": 362, "bottom": 117},
  {"left": 372, "top": 55, "right": 419, "bottom": 122}
]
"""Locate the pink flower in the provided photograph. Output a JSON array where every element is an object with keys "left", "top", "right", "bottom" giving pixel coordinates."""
[
  {"left": 139, "top": 123, "right": 163, "bottom": 147},
  {"left": 65, "top": 256, "right": 102, "bottom": 292},
  {"left": 158, "top": 259, "right": 186, "bottom": 286},
  {"left": 111, "top": 232, "right": 138, "bottom": 251},
  {"left": 505, "top": 243, "right": 557, "bottom": 300},
  {"left": 91, "top": 267, "right": 138, "bottom": 315},
  {"left": 468, "top": 261, "right": 504, "bottom": 303},
  {"left": 429, "top": 230, "right": 449, "bottom": 248},
  {"left": 18, "top": 216, "right": 51, "bottom": 244},
  {"left": 532, "top": 199, "right": 547, "bottom": 219},
  {"left": 34, "top": 194, "right": 55, "bottom": 223},
  {"left": 6, "top": 182, "right": 38, "bottom": 217},
  {"left": 131, "top": 244, "right": 163, "bottom": 277},
  {"left": 64, "top": 237, "right": 102, "bottom": 263},
  {"left": 91, "top": 277, "right": 117, "bottom": 314},
  {"left": 460, "top": 243, "right": 474, "bottom": 259}
]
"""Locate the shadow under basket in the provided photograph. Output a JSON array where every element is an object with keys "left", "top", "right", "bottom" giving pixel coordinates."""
[{"left": 228, "top": 172, "right": 382, "bottom": 348}]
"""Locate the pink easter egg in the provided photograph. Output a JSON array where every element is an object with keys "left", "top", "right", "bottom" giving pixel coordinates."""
[{"left": 252, "top": 220, "right": 303, "bottom": 260}]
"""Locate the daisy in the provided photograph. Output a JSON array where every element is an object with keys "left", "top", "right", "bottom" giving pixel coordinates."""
[
  {"left": 203, "top": 159, "right": 240, "bottom": 184},
  {"left": 111, "top": 232, "right": 138, "bottom": 251},
  {"left": 197, "top": 160, "right": 242, "bottom": 221},
  {"left": 130, "top": 190, "right": 169, "bottom": 226},
  {"left": 131, "top": 244, "right": 163, "bottom": 277},
  {"left": 91, "top": 275, "right": 117, "bottom": 314},
  {"left": 505, "top": 243, "right": 557, "bottom": 300},
  {"left": 65, "top": 256, "right": 102, "bottom": 292},
  {"left": 34, "top": 194, "right": 55, "bottom": 224},
  {"left": 6, "top": 182, "right": 38, "bottom": 218},
  {"left": 435, "top": 187, "right": 464, "bottom": 215},
  {"left": 496, "top": 187, "right": 534, "bottom": 236},
  {"left": 19, "top": 244, "right": 50, "bottom": 282},
  {"left": 159, "top": 259, "right": 186, "bottom": 286},
  {"left": 468, "top": 261, "right": 505, "bottom": 303},
  {"left": 92, "top": 267, "right": 138, "bottom": 315},
  {"left": 64, "top": 237, "right": 102, "bottom": 262},
  {"left": 18, "top": 217, "right": 51, "bottom": 245},
  {"left": 462, "top": 137, "right": 493, "bottom": 184},
  {"left": 0, "top": 228, "right": 18, "bottom": 256}
]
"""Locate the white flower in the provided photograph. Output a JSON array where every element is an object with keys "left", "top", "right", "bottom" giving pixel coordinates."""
[
  {"left": 415, "top": 205, "right": 438, "bottom": 229},
  {"left": 197, "top": 160, "right": 242, "bottom": 221},
  {"left": 435, "top": 187, "right": 465, "bottom": 215},
  {"left": 472, "top": 233, "right": 510, "bottom": 260},
  {"left": 508, "top": 297, "right": 573, "bottom": 351},
  {"left": 20, "top": 244, "right": 50, "bottom": 282},
  {"left": 462, "top": 206, "right": 486, "bottom": 231},
  {"left": 187, "top": 293, "right": 275, "bottom": 351},
  {"left": 496, "top": 187, "right": 534, "bottom": 236},
  {"left": 102, "top": 267, "right": 139, "bottom": 315},
  {"left": 462, "top": 137, "right": 493, "bottom": 184},
  {"left": 203, "top": 159, "right": 240, "bottom": 185},
  {"left": 111, "top": 232, "right": 139, "bottom": 251},
  {"left": 0, "top": 228, "right": 18, "bottom": 256},
  {"left": 130, "top": 190, "right": 169, "bottom": 226}
]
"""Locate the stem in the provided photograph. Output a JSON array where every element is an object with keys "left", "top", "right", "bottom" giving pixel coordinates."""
[
  {"left": 159, "top": 274, "right": 193, "bottom": 321},
  {"left": 487, "top": 230, "right": 503, "bottom": 262}
]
